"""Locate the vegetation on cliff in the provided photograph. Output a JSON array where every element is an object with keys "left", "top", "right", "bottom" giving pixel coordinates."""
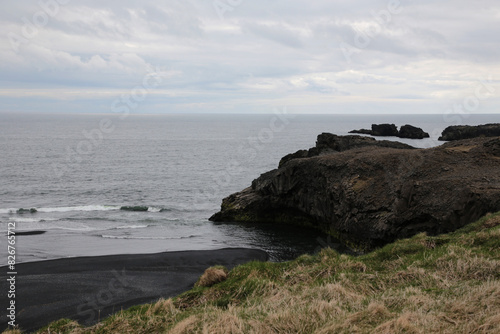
[{"left": 8, "top": 211, "right": 499, "bottom": 334}]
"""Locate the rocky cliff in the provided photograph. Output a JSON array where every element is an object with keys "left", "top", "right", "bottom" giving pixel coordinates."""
[
  {"left": 439, "top": 123, "right": 500, "bottom": 141},
  {"left": 210, "top": 134, "right": 500, "bottom": 251}
]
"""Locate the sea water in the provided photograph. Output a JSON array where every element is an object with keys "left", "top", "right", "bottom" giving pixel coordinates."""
[{"left": 2, "top": 112, "right": 499, "bottom": 263}]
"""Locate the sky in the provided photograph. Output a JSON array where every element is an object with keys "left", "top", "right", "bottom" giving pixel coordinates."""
[{"left": 0, "top": 0, "right": 499, "bottom": 114}]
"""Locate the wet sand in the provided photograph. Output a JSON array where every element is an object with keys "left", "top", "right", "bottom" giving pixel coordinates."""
[{"left": 0, "top": 248, "right": 268, "bottom": 333}]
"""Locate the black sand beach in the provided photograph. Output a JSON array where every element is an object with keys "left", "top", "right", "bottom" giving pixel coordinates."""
[{"left": 0, "top": 248, "right": 268, "bottom": 333}]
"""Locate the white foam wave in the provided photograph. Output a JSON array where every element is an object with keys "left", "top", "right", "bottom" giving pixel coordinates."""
[
  {"left": 100, "top": 234, "right": 199, "bottom": 240},
  {"left": 8, "top": 217, "right": 38, "bottom": 223},
  {"left": 147, "top": 207, "right": 162, "bottom": 213},
  {"left": 0, "top": 205, "right": 180, "bottom": 215},
  {"left": 8, "top": 217, "right": 59, "bottom": 223},
  {"left": 11, "top": 226, "right": 102, "bottom": 233},
  {"left": 113, "top": 225, "right": 149, "bottom": 230},
  {"left": 161, "top": 218, "right": 181, "bottom": 222},
  {"left": 37, "top": 205, "right": 121, "bottom": 213},
  {"left": 0, "top": 205, "right": 122, "bottom": 214}
]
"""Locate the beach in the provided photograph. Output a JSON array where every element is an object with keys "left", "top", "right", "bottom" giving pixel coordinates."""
[{"left": 0, "top": 248, "right": 268, "bottom": 333}]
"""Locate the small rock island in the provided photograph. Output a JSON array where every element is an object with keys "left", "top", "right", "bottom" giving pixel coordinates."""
[{"left": 350, "top": 123, "right": 430, "bottom": 139}]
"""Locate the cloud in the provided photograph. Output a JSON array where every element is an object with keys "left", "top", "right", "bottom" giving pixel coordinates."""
[
  {"left": 0, "top": 0, "right": 499, "bottom": 114},
  {"left": 243, "top": 21, "right": 305, "bottom": 49}
]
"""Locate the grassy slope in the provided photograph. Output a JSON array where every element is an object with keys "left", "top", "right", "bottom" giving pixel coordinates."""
[{"left": 5, "top": 212, "right": 500, "bottom": 334}]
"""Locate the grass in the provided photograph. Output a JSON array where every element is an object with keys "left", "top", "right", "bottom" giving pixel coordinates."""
[
  {"left": 4, "top": 212, "right": 500, "bottom": 334},
  {"left": 195, "top": 266, "right": 229, "bottom": 288}
]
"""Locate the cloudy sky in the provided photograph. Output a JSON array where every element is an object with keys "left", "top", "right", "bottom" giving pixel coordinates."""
[{"left": 1, "top": 0, "right": 499, "bottom": 114}]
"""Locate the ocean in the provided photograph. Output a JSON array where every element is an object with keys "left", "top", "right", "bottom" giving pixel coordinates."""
[{"left": 2, "top": 112, "right": 500, "bottom": 263}]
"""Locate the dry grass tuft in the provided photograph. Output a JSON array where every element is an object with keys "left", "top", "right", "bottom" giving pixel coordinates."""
[
  {"left": 374, "top": 312, "right": 424, "bottom": 334},
  {"left": 435, "top": 249, "right": 500, "bottom": 281},
  {"left": 196, "top": 266, "right": 228, "bottom": 288},
  {"left": 201, "top": 310, "right": 246, "bottom": 334},
  {"left": 477, "top": 313, "right": 500, "bottom": 334},
  {"left": 146, "top": 298, "right": 177, "bottom": 316},
  {"left": 169, "top": 315, "right": 198, "bottom": 334}
]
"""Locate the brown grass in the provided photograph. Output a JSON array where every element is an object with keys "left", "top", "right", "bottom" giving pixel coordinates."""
[
  {"left": 195, "top": 267, "right": 228, "bottom": 288},
  {"left": 445, "top": 145, "right": 476, "bottom": 153}
]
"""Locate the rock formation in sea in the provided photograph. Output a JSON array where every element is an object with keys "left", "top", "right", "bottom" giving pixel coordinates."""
[
  {"left": 120, "top": 206, "right": 149, "bottom": 212},
  {"left": 17, "top": 208, "right": 37, "bottom": 214},
  {"left": 398, "top": 124, "right": 430, "bottom": 139},
  {"left": 210, "top": 134, "right": 500, "bottom": 250},
  {"left": 439, "top": 123, "right": 500, "bottom": 141},
  {"left": 350, "top": 124, "right": 430, "bottom": 139}
]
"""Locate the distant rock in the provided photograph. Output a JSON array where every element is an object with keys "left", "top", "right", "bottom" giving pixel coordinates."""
[
  {"left": 350, "top": 124, "right": 429, "bottom": 139},
  {"left": 399, "top": 125, "right": 430, "bottom": 139},
  {"left": 120, "top": 206, "right": 149, "bottom": 212},
  {"left": 211, "top": 135, "right": 500, "bottom": 251},
  {"left": 16, "top": 231, "right": 46, "bottom": 236},
  {"left": 17, "top": 208, "right": 37, "bottom": 214},
  {"left": 349, "top": 128, "right": 372, "bottom": 135},
  {"left": 439, "top": 124, "right": 500, "bottom": 141},
  {"left": 372, "top": 123, "right": 399, "bottom": 136}
]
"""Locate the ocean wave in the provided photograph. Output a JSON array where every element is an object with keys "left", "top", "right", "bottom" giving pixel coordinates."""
[
  {"left": 8, "top": 217, "right": 40, "bottom": 223},
  {"left": 112, "top": 225, "right": 149, "bottom": 230},
  {"left": 0, "top": 205, "right": 122, "bottom": 214},
  {"left": 0, "top": 208, "right": 19, "bottom": 214},
  {"left": 8, "top": 217, "right": 59, "bottom": 223},
  {"left": 1, "top": 205, "right": 183, "bottom": 215},
  {"left": 120, "top": 206, "right": 171, "bottom": 212},
  {"left": 37, "top": 205, "right": 122, "bottom": 213},
  {"left": 52, "top": 227, "right": 104, "bottom": 232},
  {"left": 99, "top": 234, "right": 199, "bottom": 240},
  {"left": 10, "top": 226, "right": 101, "bottom": 233},
  {"left": 65, "top": 217, "right": 120, "bottom": 222},
  {"left": 148, "top": 207, "right": 162, "bottom": 213}
]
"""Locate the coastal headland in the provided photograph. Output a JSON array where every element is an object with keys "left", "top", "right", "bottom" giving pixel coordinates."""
[{"left": 211, "top": 134, "right": 500, "bottom": 250}]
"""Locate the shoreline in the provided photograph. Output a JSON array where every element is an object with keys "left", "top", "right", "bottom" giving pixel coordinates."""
[{"left": 0, "top": 248, "right": 268, "bottom": 333}]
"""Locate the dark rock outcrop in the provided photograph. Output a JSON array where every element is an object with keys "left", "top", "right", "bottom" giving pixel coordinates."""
[
  {"left": 399, "top": 125, "right": 430, "bottom": 139},
  {"left": 350, "top": 123, "right": 399, "bottom": 137},
  {"left": 16, "top": 230, "right": 46, "bottom": 236},
  {"left": 210, "top": 135, "right": 500, "bottom": 251},
  {"left": 372, "top": 123, "right": 399, "bottom": 136},
  {"left": 120, "top": 206, "right": 149, "bottom": 212},
  {"left": 279, "top": 133, "right": 414, "bottom": 167},
  {"left": 350, "top": 124, "right": 429, "bottom": 139},
  {"left": 439, "top": 124, "right": 500, "bottom": 141},
  {"left": 17, "top": 208, "right": 37, "bottom": 214}
]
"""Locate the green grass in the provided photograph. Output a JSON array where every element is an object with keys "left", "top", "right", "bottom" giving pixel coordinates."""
[{"left": 5, "top": 212, "right": 500, "bottom": 334}]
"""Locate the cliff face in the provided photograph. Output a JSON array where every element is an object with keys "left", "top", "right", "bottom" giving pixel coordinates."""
[
  {"left": 439, "top": 123, "right": 500, "bottom": 141},
  {"left": 210, "top": 134, "right": 500, "bottom": 250}
]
